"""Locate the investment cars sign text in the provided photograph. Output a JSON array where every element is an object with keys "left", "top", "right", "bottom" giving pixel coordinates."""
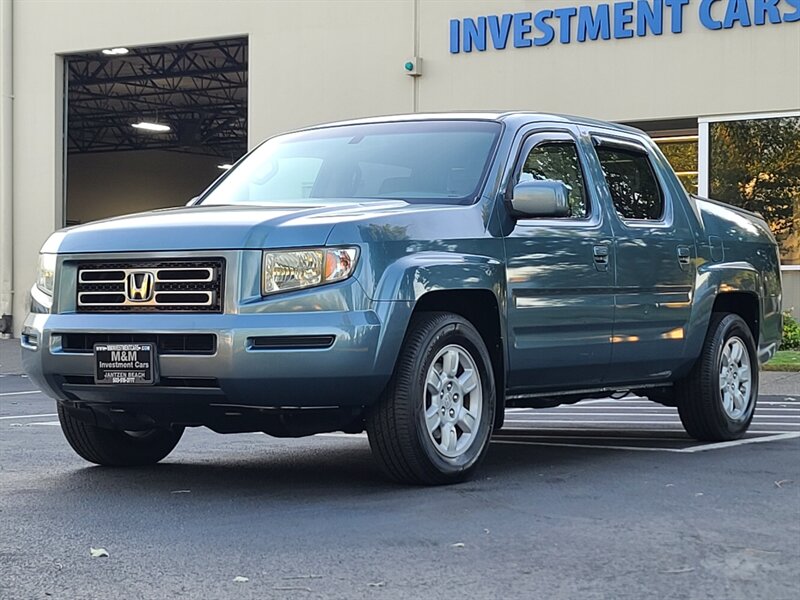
[{"left": 449, "top": 0, "right": 800, "bottom": 52}]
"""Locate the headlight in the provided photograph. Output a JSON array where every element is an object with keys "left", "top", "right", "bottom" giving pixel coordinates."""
[
  {"left": 35, "top": 253, "right": 56, "bottom": 296},
  {"left": 262, "top": 247, "right": 358, "bottom": 295}
]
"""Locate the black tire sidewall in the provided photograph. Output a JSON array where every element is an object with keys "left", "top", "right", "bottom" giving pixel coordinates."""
[
  {"left": 708, "top": 315, "right": 759, "bottom": 436},
  {"left": 409, "top": 318, "right": 495, "bottom": 476},
  {"left": 58, "top": 402, "right": 183, "bottom": 466}
]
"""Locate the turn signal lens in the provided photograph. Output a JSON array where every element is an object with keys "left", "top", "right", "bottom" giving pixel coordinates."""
[
  {"left": 262, "top": 247, "right": 358, "bottom": 295},
  {"left": 324, "top": 248, "right": 358, "bottom": 282}
]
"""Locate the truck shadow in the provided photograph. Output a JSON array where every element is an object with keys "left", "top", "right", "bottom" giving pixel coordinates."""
[{"left": 46, "top": 433, "right": 654, "bottom": 504}]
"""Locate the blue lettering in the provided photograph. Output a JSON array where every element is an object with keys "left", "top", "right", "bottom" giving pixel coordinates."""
[
  {"left": 700, "top": 0, "right": 724, "bottom": 28},
  {"left": 449, "top": 19, "right": 460, "bottom": 53},
  {"left": 753, "top": 0, "right": 781, "bottom": 23},
  {"left": 665, "top": 0, "right": 691, "bottom": 32},
  {"left": 637, "top": 0, "right": 664, "bottom": 35},
  {"left": 553, "top": 7, "right": 578, "bottom": 43},
  {"left": 534, "top": 10, "right": 556, "bottom": 46},
  {"left": 614, "top": 1, "right": 635, "bottom": 37},
  {"left": 724, "top": 0, "right": 752, "bottom": 27},
  {"left": 785, "top": 0, "right": 800, "bottom": 22},
  {"left": 577, "top": 4, "right": 612, "bottom": 41},
  {"left": 463, "top": 17, "right": 487, "bottom": 52},
  {"left": 488, "top": 14, "right": 513, "bottom": 49},
  {"left": 513, "top": 12, "right": 533, "bottom": 47}
]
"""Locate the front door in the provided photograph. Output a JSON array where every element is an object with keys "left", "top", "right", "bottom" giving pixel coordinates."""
[{"left": 503, "top": 129, "right": 616, "bottom": 392}]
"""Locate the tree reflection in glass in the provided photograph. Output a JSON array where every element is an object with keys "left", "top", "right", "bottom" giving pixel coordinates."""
[{"left": 710, "top": 116, "right": 800, "bottom": 265}]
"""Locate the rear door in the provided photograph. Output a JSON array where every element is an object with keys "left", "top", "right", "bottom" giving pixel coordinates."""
[
  {"left": 503, "top": 127, "right": 616, "bottom": 392},
  {"left": 586, "top": 133, "right": 696, "bottom": 384}
]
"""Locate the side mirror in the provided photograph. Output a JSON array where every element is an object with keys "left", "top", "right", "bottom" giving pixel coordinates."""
[{"left": 509, "top": 180, "right": 570, "bottom": 218}]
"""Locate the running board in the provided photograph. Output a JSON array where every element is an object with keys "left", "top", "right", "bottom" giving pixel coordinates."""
[{"left": 506, "top": 382, "right": 673, "bottom": 408}]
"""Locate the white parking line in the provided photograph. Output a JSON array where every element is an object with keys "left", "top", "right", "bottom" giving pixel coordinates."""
[
  {"left": 493, "top": 439, "right": 686, "bottom": 453},
  {"left": 0, "top": 391, "right": 41, "bottom": 397},
  {"left": 0, "top": 413, "right": 57, "bottom": 420},
  {"left": 493, "top": 432, "right": 800, "bottom": 453},
  {"left": 508, "top": 405, "right": 800, "bottom": 412},
  {"left": 498, "top": 429, "right": 798, "bottom": 436},
  {"left": 503, "top": 419, "right": 800, "bottom": 426},
  {"left": 681, "top": 432, "right": 800, "bottom": 452},
  {"left": 505, "top": 413, "right": 800, "bottom": 419}
]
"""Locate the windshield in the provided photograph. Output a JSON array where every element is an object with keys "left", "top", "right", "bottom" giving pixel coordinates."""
[{"left": 200, "top": 120, "right": 502, "bottom": 206}]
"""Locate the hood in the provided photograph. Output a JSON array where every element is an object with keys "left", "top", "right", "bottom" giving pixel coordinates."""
[{"left": 42, "top": 201, "right": 414, "bottom": 254}]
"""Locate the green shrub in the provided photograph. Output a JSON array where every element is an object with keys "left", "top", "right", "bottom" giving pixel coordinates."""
[{"left": 783, "top": 312, "right": 800, "bottom": 350}]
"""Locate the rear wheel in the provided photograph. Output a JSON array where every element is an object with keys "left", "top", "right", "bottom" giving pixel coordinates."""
[
  {"left": 676, "top": 313, "right": 758, "bottom": 441},
  {"left": 57, "top": 403, "right": 183, "bottom": 466},
  {"left": 366, "top": 312, "right": 495, "bottom": 485}
]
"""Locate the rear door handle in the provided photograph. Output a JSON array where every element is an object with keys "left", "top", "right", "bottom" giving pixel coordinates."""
[
  {"left": 593, "top": 245, "right": 609, "bottom": 271},
  {"left": 677, "top": 246, "right": 691, "bottom": 266}
]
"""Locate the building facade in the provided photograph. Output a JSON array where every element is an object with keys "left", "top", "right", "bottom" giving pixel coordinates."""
[{"left": 1, "top": 0, "right": 798, "bottom": 337}]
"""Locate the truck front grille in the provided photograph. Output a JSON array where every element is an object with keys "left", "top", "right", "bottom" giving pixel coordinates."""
[{"left": 76, "top": 259, "right": 225, "bottom": 313}]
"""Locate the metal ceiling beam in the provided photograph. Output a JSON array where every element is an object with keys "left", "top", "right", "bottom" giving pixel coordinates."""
[{"left": 67, "top": 37, "right": 247, "bottom": 157}]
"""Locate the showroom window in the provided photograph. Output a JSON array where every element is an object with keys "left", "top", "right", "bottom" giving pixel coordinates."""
[
  {"left": 700, "top": 112, "right": 800, "bottom": 266},
  {"left": 654, "top": 135, "right": 698, "bottom": 195}
]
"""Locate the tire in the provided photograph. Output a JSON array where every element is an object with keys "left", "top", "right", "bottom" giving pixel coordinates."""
[
  {"left": 57, "top": 403, "right": 184, "bottom": 466},
  {"left": 676, "top": 313, "right": 759, "bottom": 442},
  {"left": 366, "top": 312, "right": 496, "bottom": 485}
]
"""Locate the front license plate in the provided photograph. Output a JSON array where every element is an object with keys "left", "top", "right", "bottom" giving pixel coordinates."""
[{"left": 94, "top": 343, "right": 156, "bottom": 385}]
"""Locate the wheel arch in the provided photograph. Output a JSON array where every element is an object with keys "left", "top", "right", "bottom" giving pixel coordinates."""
[
  {"left": 684, "top": 262, "right": 765, "bottom": 368},
  {"left": 711, "top": 291, "right": 760, "bottom": 343}
]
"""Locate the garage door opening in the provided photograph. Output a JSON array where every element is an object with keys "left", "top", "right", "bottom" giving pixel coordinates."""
[{"left": 64, "top": 37, "right": 247, "bottom": 226}]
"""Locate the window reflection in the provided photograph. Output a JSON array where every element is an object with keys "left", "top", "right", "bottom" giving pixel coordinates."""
[
  {"left": 710, "top": 116, "right": 800, "bottom": 266},
  {"left": 655, "top": 136, "right": 699, "bottom": 195},
  {"left": 520, "top": 142, "right": 588, "bottom": 218}
]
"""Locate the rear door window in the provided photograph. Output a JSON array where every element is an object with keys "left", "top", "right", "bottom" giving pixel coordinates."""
[{"left": 595, "top": 146, "right": 664, "bottom": 220}]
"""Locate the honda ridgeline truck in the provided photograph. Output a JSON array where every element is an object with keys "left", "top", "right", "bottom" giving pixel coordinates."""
[{"left": 22, "top": 113, "right": 783, "bottom": 484}]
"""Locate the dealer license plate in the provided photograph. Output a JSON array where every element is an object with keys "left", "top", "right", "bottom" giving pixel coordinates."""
[{"left": 94, "top": 343, "right": 156, "bottom": 385}]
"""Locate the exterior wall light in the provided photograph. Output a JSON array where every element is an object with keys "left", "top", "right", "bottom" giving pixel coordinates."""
[{"left": 404, "top": 57, "right": 422, "bottom": 77}]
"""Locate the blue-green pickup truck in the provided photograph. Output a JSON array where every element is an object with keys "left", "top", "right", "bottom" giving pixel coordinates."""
[{"left": 22, "top": 113, "right": 783, "bottom": 484}]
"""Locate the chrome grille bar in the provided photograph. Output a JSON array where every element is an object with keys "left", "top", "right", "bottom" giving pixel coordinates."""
[
  {"left": 76, "top": 258, "right": 224, "bottom": 313},
  {"left": 78, "top": 267, "right": 214, "bottom": 284}
]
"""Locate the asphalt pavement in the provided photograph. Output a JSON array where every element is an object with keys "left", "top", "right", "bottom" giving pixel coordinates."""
[{"left": 1, "top": 368, "right": 799, "bottom": 600}]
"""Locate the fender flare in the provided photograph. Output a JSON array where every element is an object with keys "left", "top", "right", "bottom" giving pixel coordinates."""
[{"left": 366, "top": 252, "right": 507, "bottom": 428}]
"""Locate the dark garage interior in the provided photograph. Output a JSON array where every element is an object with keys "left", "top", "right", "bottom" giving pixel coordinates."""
[{"left": 64, "top": 36, "right": 248, "bottom": 225}]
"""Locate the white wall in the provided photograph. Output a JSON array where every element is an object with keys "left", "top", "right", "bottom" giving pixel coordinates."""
[
  {"left": 66, "top": 150, "right": 222, "bottom": 224},
  {"left": 8, "top": 0, "right": 800, "bottom": 334}
]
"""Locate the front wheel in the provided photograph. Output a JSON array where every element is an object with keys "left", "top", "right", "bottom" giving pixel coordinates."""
[
  {"left": 676, "top": 313, "right": 758, "bottom": 441},
  {"left": 58, "top": 403, "right": 184, "bottom": 466},
  {"left": 367, "top": 312, "right": 496, "bottom": 485}
]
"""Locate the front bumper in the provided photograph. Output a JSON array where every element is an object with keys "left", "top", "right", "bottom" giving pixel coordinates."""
[{"left": 22, "top": 308, "right": 389, "bottom": 409}]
